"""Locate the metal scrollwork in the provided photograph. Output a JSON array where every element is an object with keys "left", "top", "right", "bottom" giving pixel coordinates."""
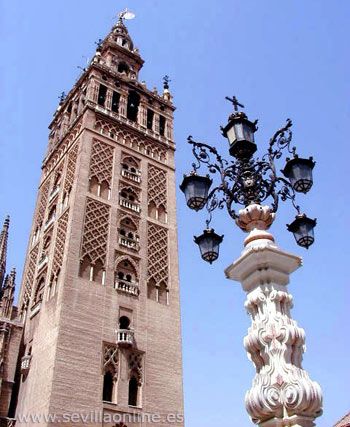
[{"left": 187, "top": 118, "right": 300, "bottom": 223}]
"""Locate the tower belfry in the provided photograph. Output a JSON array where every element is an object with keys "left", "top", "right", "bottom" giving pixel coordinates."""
[{"left": 14, "top": 14, "right": 184, "bottom": 426}]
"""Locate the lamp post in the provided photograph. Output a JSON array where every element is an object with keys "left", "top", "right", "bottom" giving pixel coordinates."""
[{"left": 180, "top": 98, "right": 323, "bottom": 426}]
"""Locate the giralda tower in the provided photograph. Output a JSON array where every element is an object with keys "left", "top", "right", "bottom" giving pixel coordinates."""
[{"left": 14, "top": 13, "right": 184, "bottom": 426}]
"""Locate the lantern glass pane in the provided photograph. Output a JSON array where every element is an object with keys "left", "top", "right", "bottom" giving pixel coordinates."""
[
  {"left": 226, "top": 125, "right": 236, "bottom": 145},
  {"left": 234, "top": 123, "right": 244, "bottom": 140},
  {"left": 290, "top": 162, "right": 313, "bottom": 193},
  {"left": 184, "top": 178, "right": 209, "bottom": 211},
  {"left": 243, "top": 124, "right": 255, "bottom": 143}
]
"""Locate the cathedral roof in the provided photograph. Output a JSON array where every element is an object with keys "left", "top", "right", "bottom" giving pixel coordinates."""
[{"left": 334, "top": 412, "right": 350, "bottom": 427}]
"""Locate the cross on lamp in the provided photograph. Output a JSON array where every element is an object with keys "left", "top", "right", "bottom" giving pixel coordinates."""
[{"left": 225, "top": 95, "right": 245, "bottom": 112}]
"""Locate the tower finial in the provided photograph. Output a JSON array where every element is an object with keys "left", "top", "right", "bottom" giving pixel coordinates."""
[
  {"left": 117, "top": 8, "right": 136, "bottom": 22},
  {"left": 163, "top": 75, "right": 171, "bottom": 90},
  {"left": 0, "top": 215, "right": 10, "bottom": 292}
]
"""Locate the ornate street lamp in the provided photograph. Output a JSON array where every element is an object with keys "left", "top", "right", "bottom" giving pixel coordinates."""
[
  {"left": 194, "top": 227, "right": 223, "bottom": 263},
  {"left": 287, "top": 213, "right": 317, "bottom": 249},
  {"left": 180, "top": 96, "right": 317, "bottom": 255},
  {"left": 180, "top": 96, "right": 323, "bottom": 426},
  {"left": 282, "top": 155, "right": 315, "bottom": 193},
  {"left": 180, "top": 173, "right": 212, "bottom": 211}
]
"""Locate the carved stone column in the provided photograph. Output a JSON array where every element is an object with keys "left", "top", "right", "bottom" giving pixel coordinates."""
[{"left": 225, "top": 204, "right": 322, "bottom": 427}]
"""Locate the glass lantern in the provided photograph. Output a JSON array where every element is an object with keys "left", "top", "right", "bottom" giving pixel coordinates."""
[
  {"left": 282, "top": 156, "right": 315, "bottom": 194},
  {"left": 180, "top": 173, "right": 212, "bottom": 211},
  {"left": 287, "top": 214, "right": 317, "bottom": 249},
  {"left": 194, "top": 228, "right": 224, "bottom": 263},
  {"left": 221, "top": 112, "right": 257, "bottom": 159}
]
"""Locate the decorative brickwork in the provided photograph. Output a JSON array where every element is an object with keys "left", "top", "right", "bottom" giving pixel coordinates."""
[
  {"left": 89, "top": 140, "right": 114, "bottom": 186},
  {"left": 117, "top": 210, "right": 140, "bottom": 228},
  {"left": 147, "top": 165, "right": 167, "bottom": 208},
  {"left": 52, "top": 210, "right": 69, "bottom": 275},
  {"left": 37, "top": 181, "right": 51, "bottom": 226},
  {"left": 104, "top": 344, "right": 119, "bottom": 380},
  {"left": 147, "top": 223, "right": 168, "bottom": 285},
  {"left": 64, "top": 143, "right": 79, "bottom": 192},
  {"left": 128, "top": 352, "right": 143, "bottom": 385},
  {"left": 23, "top": 245, "right": 39, "bottom": 303},
  {"left": 44, "top": 121, "right": 82, "bottom": 178},
  {"left": 81, "top": 198, "right": 110, "bottom": 266},
  {"left": 94, "top": 117, "right": 168, "bottom": 163}
]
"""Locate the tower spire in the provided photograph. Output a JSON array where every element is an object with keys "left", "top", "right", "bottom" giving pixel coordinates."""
[
  {"left": 0, "top": 215, "right": 10, "bottom": 291},
  {"left": 1, "top": 267, "right": 16, "bottom": 318}
]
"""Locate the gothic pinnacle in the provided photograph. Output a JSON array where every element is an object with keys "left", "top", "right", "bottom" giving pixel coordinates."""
[{"left": 0, "top": 215, "right": 10, "bottom": 290}]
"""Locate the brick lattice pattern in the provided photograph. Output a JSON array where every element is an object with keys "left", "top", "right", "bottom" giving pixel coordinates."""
[
  {"left": 52, "top": 210, "right": 69, "bottom": 275},
  {"left": 37, "top": 181, "right": 51, "bottom": 225},
  {"left": 64, "top": 142, "right": 79, "bottom": 192},
  {"left": 23, "top": 245, "right": 39, "bottom": 303},
  {"left": 147, "top": 164, "right": 167, "bottom": 208},
  {"left": 89, "top": 140, "right": 114, "bottom": 186},
  {"left": 147, "top": 223, "right": 168, "bottom": 285},
  {"left": 81, "top": 198, "right": 110, "bottom": 265}
]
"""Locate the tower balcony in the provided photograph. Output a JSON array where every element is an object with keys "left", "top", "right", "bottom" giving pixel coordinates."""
[
  {"left": 119, "top": 199, "right": 140, "bottom": 213},
  {"left": 117, "top": 329, "right": 134, "bottom": 347},
  {"left": 21, "top": 355, "right": 32, "bottom": 375},
  {"left": 119, "top": 236, "right": 139, "bottom": 251},
  {"left": 121, "top": 169, "right": 141, "bottom": 183},
  {"left": 115, "top": 280, "right": 140, "bottom": 296}
]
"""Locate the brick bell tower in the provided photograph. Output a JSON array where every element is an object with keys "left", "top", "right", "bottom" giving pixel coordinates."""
[{"left": 15, "top": 12, "right": 184, "bottom": 426}]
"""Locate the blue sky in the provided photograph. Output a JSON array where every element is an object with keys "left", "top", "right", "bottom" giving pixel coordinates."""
[{"left": 1, "top": 1, "right": 349, "bottom": 425}]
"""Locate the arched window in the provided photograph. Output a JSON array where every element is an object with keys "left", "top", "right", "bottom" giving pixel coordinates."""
[
  {"left": 119, "top": 316, "right": 130, "bottom": 330},
  {"left": 53, "top": 172, "right": 61, "bottom": 191},
  {"left": 148, "top": 201, "right": 157, "bottom": 219},
  {"left": 79, "top": 255, "right": 92, "bottom": 281},
  {"left": 100, "top": 180, "right": 110, "bottom": 199},
  {"left": 119, "top": 218, "right": 139, "bottom": 250},
  {"left": 89, "top": 177, "right": 110, "bottom": 200},
  {"left": 32, "top": 226, "right": 40, "bottom": 246},
  {"left": 159, "top": 282, "right": 168, "bottom": 305},
  {"left": 121, "top": 157, "right": 140, "bottom": 182},
  {"left": 103, "top": 371, "right": 114, "bottom": 402},
  {"left": 127, "top": 91, "right": 140, "bottom": 122},
  {"left": 47, "top": 205, "right": 56, "bottom": 223},
  {"left": 128, "top": 376, "right": 138, "bottom": 406},
  {"left": 93, "top": 259, "right": 105, "bottom": 284},
  {"left": 120, "top": 189, "right": 139, "bottom": 212},
  {"left": 116, "top": 260, "right": 136, "bottom": 285},
  {"left": 118, "top": 62, "right": 129, "bottom": 74},
  {"left": 34, "top": 277, "right": 45, "bottom": 305},
  {"left": 147, "top": 278, "right": 157, "bottom": 301},
  {"left": 158, "top": 204, "right": 167, "bottom": 223}
]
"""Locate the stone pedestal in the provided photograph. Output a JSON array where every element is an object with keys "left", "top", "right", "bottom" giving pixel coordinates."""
[{"left": 225, "top": 204, "right": 322, "bottom": 426}]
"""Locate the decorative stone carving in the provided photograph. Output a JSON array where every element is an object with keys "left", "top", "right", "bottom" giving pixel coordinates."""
[
  {"left": 22, "top": 244, "right": 39, "bottom": 304},
  {"left": 128, "top": 351, "right": 143, "bottom": 386},
  {"left": 89, "top": 140, "right": 114, "bottom": 186},
  {"left": 37, "top": 180, "right": 51, "bottom": 226},
  {"left": 104, "top": 344, "right": 119, "bottom": 380},
  {"left": 225, "top": 204, "right": 322, "bottom": 426},
  {"left": 80, "top": 198, "right": 110, "bottom": 266},
  {"left": 52, "top": 210, "right": 69, "bottom": 275},
  {"left": 63, "top": 142, "right": 79, "bottom": 193},
  {"left": 147, "top": 223, "right": 168, "bottom": 285},
  {"left": 236, "top": 203, "right": 275, "bottom": 247},
  {"left": 147, "top": 164, "right": 167, "bottom": 209},
  {"left": 94, "top": 117, "right": 168, "bottom": 163}
]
